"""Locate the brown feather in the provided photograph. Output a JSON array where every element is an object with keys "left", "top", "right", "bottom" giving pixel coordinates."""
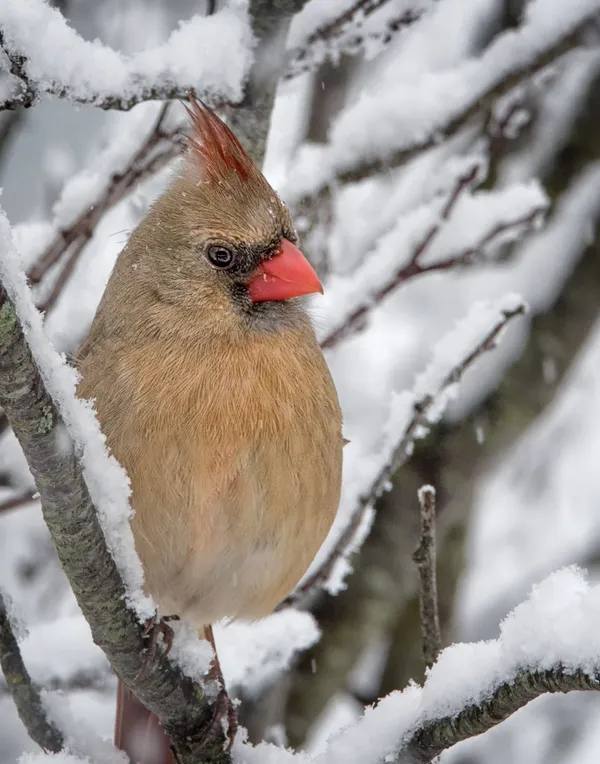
[
  {"left": 185, "top": 97, "right": 252, "bottom": 183},
  {"left": 75, "top": 101, "right": 343, "bottom": 758}
]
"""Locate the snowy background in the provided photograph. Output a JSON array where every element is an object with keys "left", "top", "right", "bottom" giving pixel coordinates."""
[{"left": 2, "top": 0, "right": 600, "bottom": 762}]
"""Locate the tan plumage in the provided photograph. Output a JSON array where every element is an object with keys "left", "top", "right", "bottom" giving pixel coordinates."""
[
  {"left": 75, "top": 101, "right": 342, "bottom": 758},
  {"left": 77, "top": 102, "right": 342, "bottom": 627}
]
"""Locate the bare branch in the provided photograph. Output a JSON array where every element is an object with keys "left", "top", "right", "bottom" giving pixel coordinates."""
[
  {"left": 0, "top": 488, "right": 36, "bottom": 515},
  {"left": 0, "top": 665, "right": 113, "bottom": 697},
  {"left": 281, "top": 303, "right": 526, "bottom": 610},
  {"left": 320, "top": 167, "right": 544, "bottom": 350},
  {"left": 413, "top": 485, "right": 441, "bottom": 669},
  {"left": 0, "top": 591, "right": 64, "bottom": 753}
]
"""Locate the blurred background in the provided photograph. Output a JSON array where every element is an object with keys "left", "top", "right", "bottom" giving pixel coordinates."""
[{"left": 2, "top": 0, "right": 600, "bottom": 762}]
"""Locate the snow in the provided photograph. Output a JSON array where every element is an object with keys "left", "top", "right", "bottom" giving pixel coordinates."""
[
  {"left": 306, "top": 294, "right": 527, "bottom": 596},
  {"left": 0, "top": 208, "right": 154, "bottom": 621},
  {"left": 284, "top": 0, "right": 600, "bottom": 200},
  {"left": 1, "top": 616, "right": 110, "bottom": 691},
  {"left": 19, "top": 756, "right": 95, "bottom": 764},
  {"left": 0, "top": 0, "right": 253, "bottom": 107},
  {"left": 3, "top": 0, "right": 600, "bottom": 761},
  {"left": 218, "top": 611, "right": 320, "bottom": 697},
  {"left": 236, "top": 567, "right": 600, "bottom": 763},
  {"left": 317, "top": 176, "right": 545, "bottom": 344},
  {"left": 287, "top": 0, "right": 436, "bottom": 74},
  {"left": 13, "top": 102, "right": 183, "bottom": 274}
]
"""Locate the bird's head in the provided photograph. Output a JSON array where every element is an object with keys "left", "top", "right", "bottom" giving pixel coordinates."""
[{"left": 132, "top": 98, "right": 322, "bottom": 336}]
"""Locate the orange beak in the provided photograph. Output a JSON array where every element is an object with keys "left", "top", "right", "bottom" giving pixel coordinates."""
[{"left": 247, "top": 239, "right": 323, "bottom": 303}]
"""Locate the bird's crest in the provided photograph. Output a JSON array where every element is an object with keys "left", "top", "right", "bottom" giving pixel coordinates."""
[{"left": 185, "top": 97, "right": 253, "bottom": 183}]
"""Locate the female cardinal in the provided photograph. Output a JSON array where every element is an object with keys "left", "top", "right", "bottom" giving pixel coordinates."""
[{"left": 75, "top": 99, "right": 343, "bottom": 762}]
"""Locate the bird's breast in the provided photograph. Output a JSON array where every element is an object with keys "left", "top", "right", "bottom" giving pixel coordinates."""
[{"left": 90, "top": 329, "right": 343, "bottom": 626}]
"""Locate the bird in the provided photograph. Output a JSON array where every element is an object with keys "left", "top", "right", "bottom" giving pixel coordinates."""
[{"left": 75, "top": 98, "right": 343, "bottom": 763}]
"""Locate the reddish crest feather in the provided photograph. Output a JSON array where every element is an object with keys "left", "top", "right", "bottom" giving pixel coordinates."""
[{"left": 184, "top": 97, "right": 252, "bottom": 182}]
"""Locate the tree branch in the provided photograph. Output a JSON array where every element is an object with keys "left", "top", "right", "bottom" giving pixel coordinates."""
[
  {"left": 285, "top": 0, "right": 433, "bottom": 80},
  {"left": 0, "top": 590, "right": 64, "bottom": 753},
  {"left": 295, "top": 8, "right": 597, "bottom": 201},
  {"left": 0, "top": 3, "right": 251, "bottom": 112},
  {"left": 281, "top": 302, "right": 526, "bottom": 610},
  {"left": 401, "top": 666, "right": 600, "bottom": 763},
  {"left": 413, "top": 485, "right": 440, "bottom": 670},
  {"left": 320, "top": 166, "right": 544, "bottom": 350},
  {"left": 0, "top": 230, "right": 230, "bottom": 762},
  {"left": 0, "top": 488, "right": 37, "bottom": 515},
  {"left": 28, "top": 103, "right": 185, "bottom": 301}
]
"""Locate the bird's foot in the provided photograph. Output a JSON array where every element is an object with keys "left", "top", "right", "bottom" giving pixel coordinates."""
[
  {"left": 201, "top": 687, "right": 238, "bottom": 751},
  {"left": 136, "top": 614, "right": 179, "bottom": 679}
]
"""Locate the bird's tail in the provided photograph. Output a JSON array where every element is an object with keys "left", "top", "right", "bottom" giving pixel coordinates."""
[{"left": 115, "top": 678, "right": 174, "bottom": 764}]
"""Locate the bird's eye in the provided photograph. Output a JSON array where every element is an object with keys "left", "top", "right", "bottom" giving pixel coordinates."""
[{"left": 206, "top": 245, "right": 235, "bottom": 269}]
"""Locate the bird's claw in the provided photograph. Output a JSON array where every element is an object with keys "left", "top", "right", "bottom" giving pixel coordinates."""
[
  {"left": 200, "top": 688, "right": 238, "bottom": 751},
  {"left": 136, "top": 614, "right": 178, "bottom": 679}
]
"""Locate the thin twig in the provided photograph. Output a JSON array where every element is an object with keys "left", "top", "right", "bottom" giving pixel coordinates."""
[
  {"left": 413, "top": 485, "right": 441, "bottom": 668},
  {"left": 281, "top": 303, "right": 525, "bottom": 610},
  {"left": 0, "top": 488, "right": 37, "bottom": 515},
  {"left": 29, "top": 103, "right": 183, "bottom": 290},
  {"left": 286, "top": 0, "right": 433, "bottom": 80},
  {"left": 0, "top": 666, "right": 113, "bottom": 697},
  {"left": 0, "top": 591, "right": 64, "bottom": 753},
  {"left": 320, "top": 167, "right": 543, "bottom": 349},
  {"left": 0, "top": 32, "right": 37, "bottom": 109}
]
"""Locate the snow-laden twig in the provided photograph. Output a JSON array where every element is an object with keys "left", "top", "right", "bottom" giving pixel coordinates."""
[
  {"left": 0, "top": 103, "right": 186, "bottom": 443},
  {"left": 0, "top": 211, "right": 229, "bottom": 764},
  {"left": 0, "top": 591, "right": 64, "bottom": 754},
  {"left": 28, "top": 103, "right": 185, "bottom": 312},
  {"left": 413, "top": 485, "right": 441, "bottom": 669},
  {"left": 288, "top": 1, "right": 598, "bottom": 202},
  {"left": 0, "top": 0, "right": 252, "bottom": 111},
  {"left": 286, "top": 0, "right": 435, "bottom": 80},
  {"left": 320, "top": 168, "right": 545, "bottom": 349},
  {"left": 280, "top": 297, "right": 526, "bottom": 609},
  {"left": 252, "top": 568, "right": 600, "bottom": 764}
]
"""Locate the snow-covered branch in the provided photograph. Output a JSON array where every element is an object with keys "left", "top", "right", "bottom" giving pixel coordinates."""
[
  {"left": 0, "top": 590, "right": 64, "bottom": 754},
  {"left": 281, "top": 297, "right": 526, "bottom": 609},
  {"left": 0, "top": 1, "right": 252, "bottom": 111},
  {"left": 319, "top": 169, "right": 545, "bottom": 349},
  {"left": 0, "top": 211, "right": 230, "bottom": 764},
  {"left": 254, "top": 568, "right": 600, "bottom": 764},
  {"left": 288, "top": 1, "right": 598, "bottom": 202},
  {"left": 28, "top": 103, "right": 185, "bottom": 313},
  {"left": 286, "top": 0, "right": 435, "bottom": 79}
]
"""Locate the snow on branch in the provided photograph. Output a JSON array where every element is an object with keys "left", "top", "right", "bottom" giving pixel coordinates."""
[
  {"left": 286, "top": 0, "right": 436, "bottom": 80},
  {"left": 287, "top": 0, "right": 599, "bottom": 201},
  {"left": 252, "top": 567, "right": 600, "bottom": 764},
  {"left": 26, "top": 102, "right": 185, "bottom": 312},
  {"left": 0, "top": 102, "right": 186, "bottom": 486},
  {"left": 281, "top": 296, "right": 526, "bottom": 609},
  {"left": 0, "top": 590, "right": 64, "bottom": 754},
  {"left": 0, "top": 210, "right": 230, "bottom": 763},
  {"left": 0, "top": 0, "right": 252, "bottom": 111},
  {"left": 319, "top": 167, "right": 546, "bottom": 349}
]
